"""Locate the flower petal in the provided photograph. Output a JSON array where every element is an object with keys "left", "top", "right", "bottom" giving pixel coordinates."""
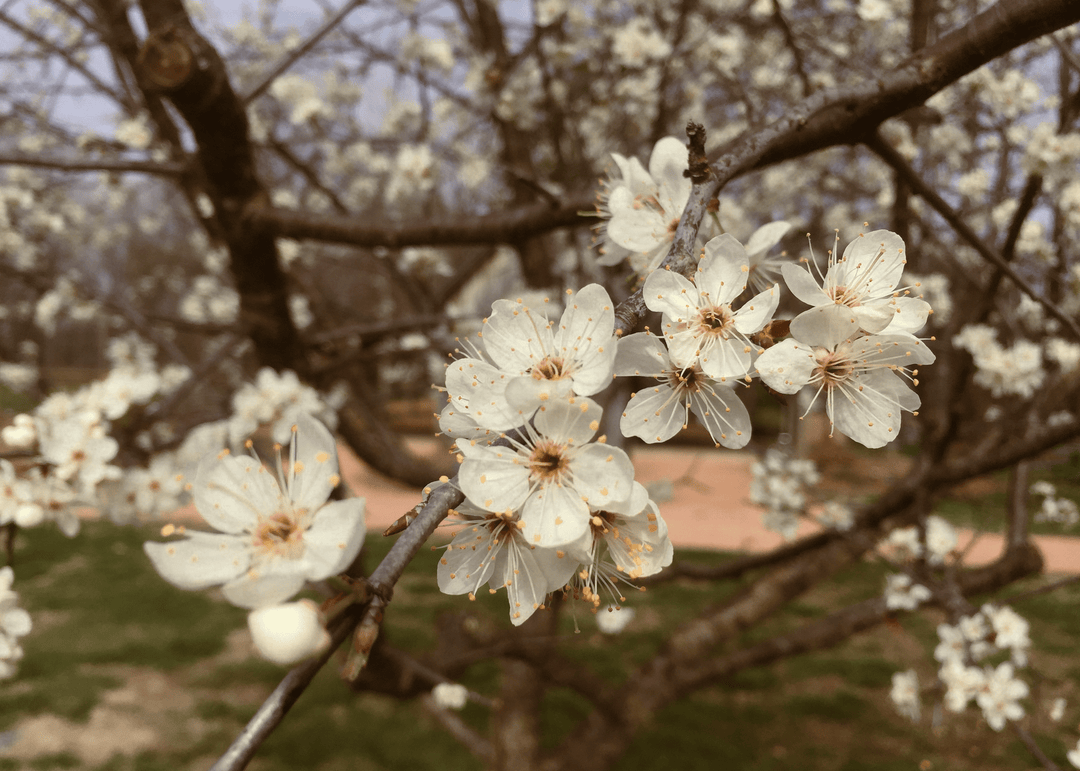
[
  {"left": 689, "top": 384, "right": 751, "bottom": 449},
  {"left": 756, "top": 339, "right": 817, "bottom": 394},
  {"left": 613, "top": 333, "right": 668, "bottom": 377},
  {"left": 698, "top": 234, "right": 749, "bottom": 305},
  {"left": 643, "top": 268, "right": 698, "bottom": 321},
  {"left": 194, "top": 454, "right": 279, "bottom": 534},
  {"left": 782, "top": 262, "right": 828, "bottom": 307},
  {"left": 520, "top": 483, "right": 590, "bottom": 547},
  {"left": 300, "top": 498, "right": 367, "bottom": 579},
  {"left": 620, "top": 384, "right": 686, "bottom": 443},
  {"left": 144, "top": 531, "right": 250, "bottom": 591}
]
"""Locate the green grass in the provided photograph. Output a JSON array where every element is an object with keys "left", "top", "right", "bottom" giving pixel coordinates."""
[
  {"left": 929, "top": 451, "right": 1080, "bottom": 537},
  {"left": 2, "top": 518, "right": 1078, "bottom": 770}
]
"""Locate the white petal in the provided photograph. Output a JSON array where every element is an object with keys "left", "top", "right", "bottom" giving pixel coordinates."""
[
  {"left": 880, "top": 297, "right": 932, "bottom": 335},
  {"left": 620, "top": 385, "right": 686, "bottom": 443},
  {"left": 299, "top": 498, "right": 367, "bottom": 579},
  {"left": 852, "top": 303, "right": 895, "bottom": 334},
  {"left": 829, "top": 369, "right": 916, "bottom": 448},
  {"left": 520, "top": 483, "right": 590, "bottom": 547},
  {"left": 643, "top": 269, "right": 698, "bottom": 321},
  {"left": 569, "top": 443, "right": 634, "bottom": 508},
  {"left": 698, "top": 337, "right": 752, "bottom": 381},
  {"left": 482, "top": 300, "right": 556, "bottom": 372},
  {"left": 789, "top": 305, "right": 860, "bottom": 349},
  {"left": 287, "top": 413, "right": 339, "bottom": 514},
  {"left": 755, "top": 339, "right": 817, "bottom": 394},
  {"left": 222, "top": 570, "right": 307, "bottom": 609},
  {"left": 438, "top": 522, "right": 500, "bottom": 596},
  {"left": 534, "top": 396, "right": 601, "bottom": 445},
  {"left": 689, "top": 384, "right": 751, "bottom": 449},
  {"left": 732, "top": 283, "right": 780, "bottom": 335},
  {"left": 745, "top": 221, "right": 792, "bottom": 256},
  {"left": 144, "top": 531, "right": 250, "bottom": 591},
  {"left": 837, "top": 229, "right": 906, "bottom": 297},
  {"left": 459, "top": 449, "right": 531, "bottom": 513},
  {"left": 613, "top": 333, "right": 668, "bottom": 377},
  {"left": 194, "top": 454, "right": 278, "bottom": 534},
  {"left": 607, "top": 209, "right": 669, "bottom": 253},
  {"left": 504, "top": 375, "right": 573, "bottom": 414},
  {"left": 698, "top": 234, "right": 749, "bottom": 304},
  {"left": 782, "top": 262, "right": 828, "bottom": 307},
  {"left": 498, "top": 539, "right": 565, "bottom": 626}
]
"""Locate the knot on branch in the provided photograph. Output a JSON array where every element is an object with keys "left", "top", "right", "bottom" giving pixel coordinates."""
[
  {"left": 138, "top": 26, "right": 195, "bottom": 89},
  {"left": 684, "top": 121, "right": 711, "bottom": 184}
]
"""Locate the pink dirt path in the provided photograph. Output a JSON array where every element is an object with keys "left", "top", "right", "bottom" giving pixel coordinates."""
[{"left": 334, "top": 440, "right": 1080, "bottom": 576}]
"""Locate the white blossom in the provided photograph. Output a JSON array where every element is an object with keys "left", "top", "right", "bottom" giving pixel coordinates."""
[
  {"left": 144, "top": 414, "right": 366, "bottom": 609},
  {"left": 432, "top": 682, "right": 469, "bottom": 710},
  {"left": 248, "top": 600, "right": 331, "bottom": 666}
]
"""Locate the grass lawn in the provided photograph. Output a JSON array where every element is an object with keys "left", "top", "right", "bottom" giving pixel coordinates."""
[{"left": 1, "top": 500, "right": 1078, "bottom": 769}]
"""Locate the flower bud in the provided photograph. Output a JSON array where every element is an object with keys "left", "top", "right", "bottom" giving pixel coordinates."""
[
  {"left": 247, "top": 600, "right": 330, "bottom": 666},
  {"left": 431, "top": 682, "right": 468, "bottom": 710}
]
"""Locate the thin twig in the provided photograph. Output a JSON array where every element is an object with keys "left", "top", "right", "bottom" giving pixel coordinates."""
[
  {"left": 1012, "top": 722, "right": 1063, "bottom": 771},
  {"left": 418, "top": 694, "right": 496, "bottom": 764},
  {"left": 0, "top": 153, "right": 186, "bottom": 175},
  {"left": 208, "top": 481, "right": 463, "bottom": 771},
  {"left": 1003, "top": 574, "right": 1080, "bottom": 604},
  {"left": 866, "top": 132, "right": 1080, "bottom": 341},
  {"left": 241, "top": 0, "right": 367, "bottom": 103}
]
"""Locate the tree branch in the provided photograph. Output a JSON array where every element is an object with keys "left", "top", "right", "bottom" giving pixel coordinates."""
[{"left": 866, "top": 132, "right": 1080, "bottom": 340}]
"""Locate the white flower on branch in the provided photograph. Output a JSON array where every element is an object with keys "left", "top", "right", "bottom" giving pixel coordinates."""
[
  {"left": 431, "top": 682, "right": 469, "bottom": 710},
  {"left": 444, "top": 285, "right": 617, "bottom": 431},
  {"left": 0, "top": 567, "right": 32, "bottom": 680},
  {"left": 436, "top": 499, "right": 577, "bottom": 626},
  {"left": 645, "top": 234, "right": 780, "bottom": 381},
  {"left": 614, "top": 331, "right": 751, "bottom": 448},
  {"left": 890, "top": 669, "right": 920, "bottom": 721},
  {"left": 884, "top": 573, "right": 930, "bottom": 611},
  {"left": 458, "top": 397, "right": 635, "bottom": 549},
  {"left": 144, "top": 414, "right": 366, "bottom": 609},
  {"left": 975, "top": 661, "right": 1028, "bottom": 731},
  {"left": 566, "top": 481, "right": 672, "bottom": 609},
  {"left": 600, "top": 136, "right": 690, "bottom": 274},
  {"left": 756, "top": 325, "right": 934, "bottom": 449},
  {"left": 782, "top": 229, "right": 931, "bottom": 342},
  {"left": 247, "top": 599, "right": 331, "bottom": 666}
]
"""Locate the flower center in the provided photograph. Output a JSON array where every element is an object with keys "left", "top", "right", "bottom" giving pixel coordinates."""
[
  {"left": 531, "top": 356, "right": 568, "bottom": 381},
  {"left": 828, "top": 285, "right": 860, "bottom": 307},
  {"left": 253, "top": 511, "right": 305, "bottom": 558},
  {"left": 698, "top": 306, "right": 734, "bottom": 338},
  {"left": 813, "top": 349, "right": 855, "bottom": 386},
  {"left": 528, "top": 440, "right": 570, "bottom": 484},
  {"left": 666, "top": 366, "right": 703, "bottom": 396}
]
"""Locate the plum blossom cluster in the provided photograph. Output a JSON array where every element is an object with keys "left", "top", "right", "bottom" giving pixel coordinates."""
[
  {"left": 144, "top": 414, "right": 366, "bottom": 664},
  {"left": 437, "top": 285, "right": 672, "bottom": 624},
  {"left": 0, "top": 335, "right": 194, "bottom": 535},
  {"left": 229, "top": 367, "right": 343, "bottom": 446},
  {"left": 926, "top": 605, "right": 1032, "bottom": 730},
  {"left": 748, "top": 449, "right": 820, "bottom": 540},
  {"left": 0, "top": 568, "right": 32, "bottom": 679},
  {"left": 757, "top": 229, "right": 935, "bottom": 448},
  {"left": 614, "top": 231, "right": 781, "bottom": 452},
  {"left": 953, "top": 324, "right": 1045, "bottom": 400},
  {"left": 880, "top": 516, "right": 958, "bottom": 611},
  {"left": 1030, "top": 481, "right": 1079, "bottom": 527},
  {"left": 595, "top": 136, "right": 789, "bottom": 281}
]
